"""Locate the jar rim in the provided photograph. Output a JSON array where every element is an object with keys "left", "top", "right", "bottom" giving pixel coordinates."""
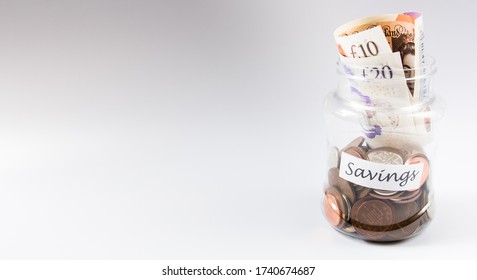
[{"left": 336, "top": 56, "right": 436, "bottom": 82}]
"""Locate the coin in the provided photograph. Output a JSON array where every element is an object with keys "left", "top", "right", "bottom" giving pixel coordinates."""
[
  {"left": 324, "top": 186, "right": 351, "bottom": 224},
  {"left": 394, "top": 189, "right": 421, "bottom": 201},
  {"left": 419, "top": 189, "right": 433, "bottom": 226},
  {"left": 405, "top": 153, "right": 429, "bottom": 187},
  {"left": 323, "top": 192, "right": 342, "bottom": 227},
  {"left": 387, "top": 201, "right": 420, "bottom": 240},
  {"left": 370, "top": 190, "right": 401, "bottom": 199},
  {"left": 323, "top": 140, "right": 434, "bottom": 241},
  {"left": 342, "top": 146, "right": 368, "bottom": 160},
  {"left": 420, "top": 210, "right": 432, "bottom": 226},
  {"left": 400, "top": 143, "right": 425, "bottom": 159},
  {"left": 350, "top": 198, "right": 395, "bottom": 241},
  {"left": 390, "top": 189, "right": 421, "bottom": 204},
  {"left": 367, "top": 147, "right": 405, "bottom": 165},
  {"left": 343, "top": 136, "right": 365, "bottom": 149},
  {"left": 342, "top": 225, "right": 356, "bottom": 233},
  {"left": 328, "top": 167, "right": 356, "bottom": 203},
  {"left": 418, "top": 188, "right": 432, "bottom": 213},
  {"left": 365, "top": 147, "right": 405, "bottom": 198},
  {"left": 353, "top": 183, "right": 371, "bottom": 199}
]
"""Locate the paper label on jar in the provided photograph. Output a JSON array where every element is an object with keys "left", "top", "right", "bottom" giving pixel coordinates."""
[{"left": 339, "top": 152, "right": 424, "bottom": 191}]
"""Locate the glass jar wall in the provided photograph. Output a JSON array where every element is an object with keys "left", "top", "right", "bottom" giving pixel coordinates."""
[{"left": 322, "top": 59, "right": 444, "bottom": 242}]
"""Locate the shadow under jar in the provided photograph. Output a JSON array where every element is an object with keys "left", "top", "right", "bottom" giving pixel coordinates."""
[{"left": 322, "top": 58, "right": 444, "bottom": 242}]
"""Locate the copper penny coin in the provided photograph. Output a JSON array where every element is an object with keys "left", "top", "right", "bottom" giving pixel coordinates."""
[
  {"left": 353, "top": 183, "right": 371, "bottom": 200},
  {"left": 324, "top": 186, "right": 351, "bottom": 225},
  {"left": 323, "top": 192, "right": 343, "bottom": 227},
  {"left": 405, "top": 153, "right": 429, "bottom": 187},
  {"left": 343, "top": 136, "right": 365, "bottom": 149},
  {"left": 328, "top": 167, "right": 356, "bottom": 203},
  {"left": 420, "top": 210, "right": 432, "bottom": 226},
  {"left": 394, "top": 189, "right": 421, "bottom": 201},
  {"left": 391, "top": 189, "right": 421, "bottom": 204},
  {"left": 342, "top": 146, "right": 368, "bottom": 160},
  {"left": 370, "top": 190, "right": 401, "bottom": 200},
  {"left": 386, "top": 201, "right": 420, "bottom": 240},
  {"left": 350, "top": 198, "right": 395, "bottom": 241},
  {"left": 418, "top": 188, "right": 432, "bottom": 213},
  {"left": 400, "top": 143, "right": 425, "bottom": 160}
]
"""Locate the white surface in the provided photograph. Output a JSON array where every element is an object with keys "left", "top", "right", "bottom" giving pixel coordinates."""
[{"left": 0, "top": 0, "right": 474, "bottom": 259}]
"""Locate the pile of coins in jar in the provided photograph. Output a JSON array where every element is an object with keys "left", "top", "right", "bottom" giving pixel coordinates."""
[{"left": 323, "top": 136, "right": 432, "bottom": 242}]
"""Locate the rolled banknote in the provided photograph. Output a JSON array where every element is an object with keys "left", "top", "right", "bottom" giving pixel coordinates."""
[
  {"left": 340, "top": 52, "right": 411, "bottom": 106},
  {"left": 334, "top": 12, "right": 431, "bottom": 148},
  {"left": 336, "top": 26, "right": 392, "bottom": 58},
  {"left": 339, "top": 52, "right": 420, "bottom": 148},
  {"left": 334, "top": 12, "right": 425, "bottom": 102},
  {"left": 334, "top": 13, "right": 415, "bottom": 38}
]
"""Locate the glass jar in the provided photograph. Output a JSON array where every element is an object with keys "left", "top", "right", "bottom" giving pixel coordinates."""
[{"left": 321, "top": 58, "right": 444, "bottom": 242}]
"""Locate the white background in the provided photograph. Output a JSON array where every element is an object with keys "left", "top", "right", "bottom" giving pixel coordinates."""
[{"left": 0, "top": 0, "right": 475, "bottom": 259}]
